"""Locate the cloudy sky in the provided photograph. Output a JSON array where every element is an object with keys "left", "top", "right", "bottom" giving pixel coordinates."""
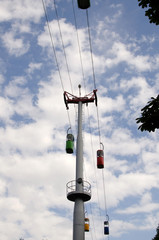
[{"left": 0, "top": 0, "right": 159, "bottom": 240}]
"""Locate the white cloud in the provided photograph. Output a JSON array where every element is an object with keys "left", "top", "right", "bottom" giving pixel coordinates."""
[
  {"left": 0, "top": 74, "right": 5, "bottom": 84},
  {"left": 100, "top": 94, "right": 126, "bottom": 113},
  {"left": 120, "top": 76, "right": 156, "bottom": 109},
  {"left": 105, "top": 128, "right": 141, "bottom": 156},
  {"left": 105, "top": 4, "right": 123, "bottom": 24},
  {"left": 106, "top": 42, "right": 152, "bottom": 72},
  {"left": 0, "top": 97, "right": 14, "bottom": 123},
  {"left": 107, "top": 172, "right": 157, "bottom": 208},
  {"left": 116, "top": 192, "right": 159, "bottom": 214},
  {"left": 1, "top": 31, "right": 30, "bottom": 56},
  {"left": 142, "top": 149, "right": 159, "bottom": 174},
  {"left": 0, "top": 0, "right": 44, "bottom": 23},
  {"left": 27, "top": 62, "right": 42, "bottom": 75},
  {"left": 110, "top": 220, "right": 135, "bottom": 237}
]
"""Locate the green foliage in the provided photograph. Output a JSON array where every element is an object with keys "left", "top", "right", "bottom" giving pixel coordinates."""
[
  {"left": 136, "top": 95, "right": 159, "bottom": 132},
  {"left": 152, "top": 225, "right": 159, "bottom": 240},
  {"left": 138, "top": 0, "right": 159, "bottom": 25}
]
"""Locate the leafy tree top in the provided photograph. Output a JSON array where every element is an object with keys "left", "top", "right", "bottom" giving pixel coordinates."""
[
  {"left": 138, "top": 0, "right": 159, "bottom": 25},
  {"left": 136, "top": 95, "right": 159, "bottom": 132},
  {"left": 152, "top": 225, "right": 159, "bottom": 240}
]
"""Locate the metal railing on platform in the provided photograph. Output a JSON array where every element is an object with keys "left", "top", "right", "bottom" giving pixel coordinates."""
[{"left": 66, "top": 180, "right": 91, "bottom": 195}]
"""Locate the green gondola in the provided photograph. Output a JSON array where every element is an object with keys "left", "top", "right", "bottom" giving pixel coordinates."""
[{"left": 66, "top": 128, "right": 74, "bottom": 154}]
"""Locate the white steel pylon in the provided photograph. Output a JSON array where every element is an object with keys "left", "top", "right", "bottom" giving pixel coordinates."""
[{"left": 65, "top": 85, "right": 97, "bottom": 240}]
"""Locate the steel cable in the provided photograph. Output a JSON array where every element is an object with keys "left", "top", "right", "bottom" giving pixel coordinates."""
[
  {"left": 86, "top": 6, "right": 110, "bottom": 238},
  {"left": 41, "top": 0, "right": 72, "bottom": 129},
  {"left": 53, "top": 0, "right": 74, "bottom": 95}
]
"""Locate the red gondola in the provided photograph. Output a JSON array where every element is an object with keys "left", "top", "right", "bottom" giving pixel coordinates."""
[
  {"left": 97, "top": 143, "right": 104, "bottom": 169},
  {"left": 77, "top": 0, "right": 90, "bottom": 9}
]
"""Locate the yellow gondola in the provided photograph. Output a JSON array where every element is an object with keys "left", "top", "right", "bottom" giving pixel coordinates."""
[{"left": 85, "top": 218, "right": 89, "bottom": 232}]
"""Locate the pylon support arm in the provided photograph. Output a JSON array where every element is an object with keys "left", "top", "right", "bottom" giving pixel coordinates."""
[{"left": 64, "top": 89, "right": 97, "bottom": 109}]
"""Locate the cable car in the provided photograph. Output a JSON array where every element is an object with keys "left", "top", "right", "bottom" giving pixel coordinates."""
[
  {"left": 66, "top": 128, "right": 74, "bottom": 154},
  {"left": 77, "top": 0, "right": 90, "bottom": 9},
  {"left": 97, "top": 142, "right": 104, "bottom": 169},
  {"left": 104, "top": 215, "right": 109, "bottom": 235},
  {"left": 104, "top": 221, "right": 109, "bottom": 235},
  {"left": 85, "top": 218, "right": 89, "bottom": 232}
]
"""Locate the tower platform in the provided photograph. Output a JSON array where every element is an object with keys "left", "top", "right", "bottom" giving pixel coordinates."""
[{"left": 66, "top": 180, "right": 91, "bottom": 202}]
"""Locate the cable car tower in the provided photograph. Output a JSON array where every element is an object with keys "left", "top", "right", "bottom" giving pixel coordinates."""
[{"left": 64, "top": 85, "right": 97, "bottom": 240}]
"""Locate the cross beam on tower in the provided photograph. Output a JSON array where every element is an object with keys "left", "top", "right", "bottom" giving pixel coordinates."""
[{"left": 64, "top": 87, "right": 97, "bottom": 109}]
